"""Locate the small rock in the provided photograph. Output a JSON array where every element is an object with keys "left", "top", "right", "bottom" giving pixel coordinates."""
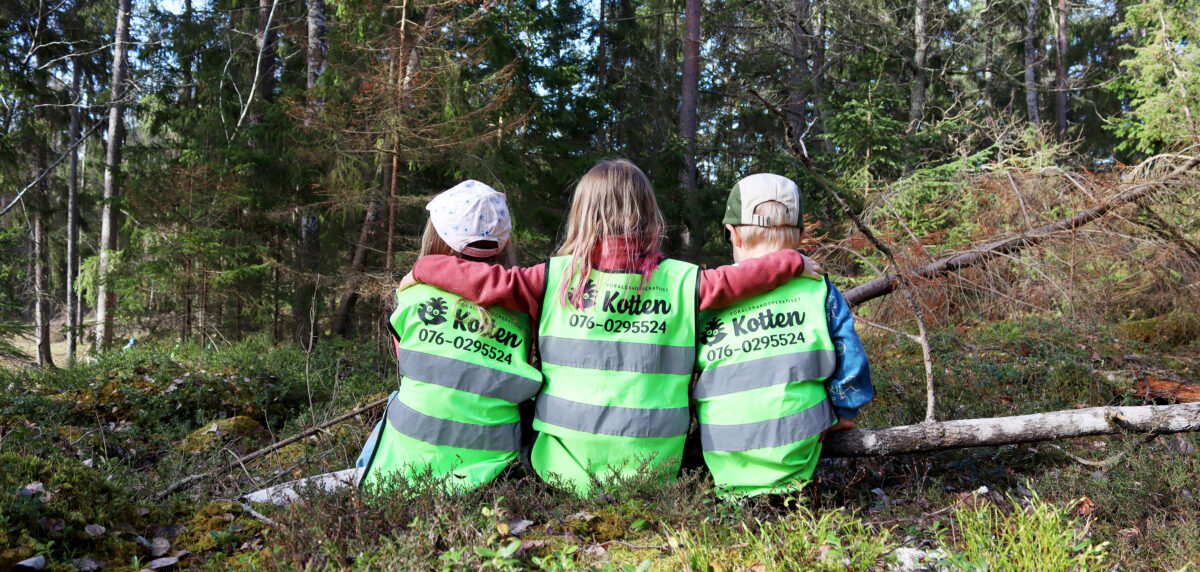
[
  {"left": 84, "top": 524, "right": 106, "bottom": 537},
  {"left": 892, "top": 547, "right": 928, "bottom": 571},
  {"left": 508, "top": 519, "right": 534, "bottom": 535},
  {"left": 149, "top": 537, "right": 171, "bottom": 557},
  {"left": 975, "top": 486, "right": 989, "bottom": 495},
  {"left": 18, "top": 482, "right": 51, "bottom": 503}
]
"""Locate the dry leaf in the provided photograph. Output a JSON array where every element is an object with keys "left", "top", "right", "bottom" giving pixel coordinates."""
[
  {"left": 85, "top": 524, "right": 106, "bottom": 537},
  {"left": 1073, "top": 496, "right": 1096, "bottom": 517},
  {"left": 146, "top": 556, "right": 178, "bottom": 570}
]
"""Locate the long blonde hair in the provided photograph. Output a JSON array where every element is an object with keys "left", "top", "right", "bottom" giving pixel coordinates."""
[
  {"left": 556, "top": 159, "right": 665, "bottom": 307},
  {"left": 418, "top": 218, "right": 517, "bottom": 329}
]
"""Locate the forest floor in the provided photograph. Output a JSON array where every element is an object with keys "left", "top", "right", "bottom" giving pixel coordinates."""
[{"left": 2, "top": 313, "right": 1199, "bottom": 571}]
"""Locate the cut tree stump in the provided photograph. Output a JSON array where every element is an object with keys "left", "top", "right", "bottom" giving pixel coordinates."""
[{"left": 822, "top": 403, "right": 1200, "bottom": 458}]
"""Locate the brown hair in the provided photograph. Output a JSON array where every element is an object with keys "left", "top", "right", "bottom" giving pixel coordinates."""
[
  {"left": 735, "top": 201, "right": 804, "bottom": 252},
  {"left": 555, "top": 159, "right": 664, "bottom": 307}
]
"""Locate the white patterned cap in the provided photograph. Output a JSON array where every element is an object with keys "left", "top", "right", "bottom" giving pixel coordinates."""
[{"left": 426, "top": 180, "right": 512, "bottom": 258}]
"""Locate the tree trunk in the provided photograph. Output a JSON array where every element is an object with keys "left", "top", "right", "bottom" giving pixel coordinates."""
[
  {"left": 841, "top": 155, "right": 1200, "bottom": 306},
  {"left": 678, "top": 0, "right": 702, "bottom": 257},
  {"left": 1054, "top": 0, "right": 1068, "bottom": 140},
  {"left": 33, "top": 129, "right": 54, "bottom": 368},
  {"left": 813, "top": 2, "right": 834, "bottom": 155},
  {"left": 984, "top": 22, "right": 994, "bottom": 118},
  {"left": 1023, "top": 0, "right": 1040, "bottom": 126},
  {"left": 823, "top": 403, "right": 1200, "bottom": 458},
  {"left": 66, "top": 61, "right": 82, "bottom": 363},
  {"left": 330, "top": 199, "right": 381, "bottom": 336},
  {"left": 786, "top": 0, "right": 811, "bottom": 147},
  {"left": 95, "top": 0, "right": 132, "bottom": 352},
  {"left": 908, "top": 0, "right": 929, "bottom": 135},
  {"left": 306, "top": 0, "right": 327, "bottom": 121}
]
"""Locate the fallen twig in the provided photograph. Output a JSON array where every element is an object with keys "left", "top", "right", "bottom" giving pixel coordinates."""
[{"left": 155, "top": 396, "right": 389, "bottom": 500}]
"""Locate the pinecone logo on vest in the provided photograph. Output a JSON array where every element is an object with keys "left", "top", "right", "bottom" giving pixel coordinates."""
[
  {"left": 567, "top": 280, "right": 598, "bottom": 309},
  {"left": 700, "top": 317, "right": 727, "bottom": 345},
  {"left": 417, "top": 297, "right": 449, "bottom": 325}
]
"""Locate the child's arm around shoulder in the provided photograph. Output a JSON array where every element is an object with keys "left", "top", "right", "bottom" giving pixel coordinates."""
[
  {"left": 407, "top": 255, "right": 547, "bottom": 317},
  {"left": 824, "top": 278, "right": 874, "bottom": 423},
  {"left": 698, "top": 249, "right": 823, "bottom": 310}
]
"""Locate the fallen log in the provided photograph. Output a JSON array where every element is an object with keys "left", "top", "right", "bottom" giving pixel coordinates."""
[
  {"left": 822, "top": 402, "right": 1200, "bottom": 458},
  {"left": 1135, "top": 375, "right": 1200, "bottom": 403},
  {"left": 842, "top": 155, "right": 1200, "bottom": 307}
]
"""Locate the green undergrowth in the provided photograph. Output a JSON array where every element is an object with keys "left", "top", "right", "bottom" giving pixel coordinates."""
[{"left": 0, "top": 317, "right": 1196, "bottom": 569}]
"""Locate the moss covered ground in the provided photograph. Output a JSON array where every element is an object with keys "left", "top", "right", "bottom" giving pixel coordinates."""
[{"left": 1, "top": 316, "right": 1197, "bottom": 570}]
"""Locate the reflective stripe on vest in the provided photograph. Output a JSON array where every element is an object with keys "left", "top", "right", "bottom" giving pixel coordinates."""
[
  {"left": 395, "top": 346, "right": 542, "bottom": 403},
  {"left": 699, "top": 399, "right": 835, "bottom": 452},
  {"left": 386, "top": 398, "right": 520, "bottom": 452},
  {"left": 539, "top": 336, "right": 694, "bottom": 375},
  {"left": 693, "top": 349, "right": 837, "bottom": 399},
  {"left": 534, "top": 394, "right": 690, "bottom": 438}
]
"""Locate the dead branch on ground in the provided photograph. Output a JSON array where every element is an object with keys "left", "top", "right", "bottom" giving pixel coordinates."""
[{"left": 822, "top": 402, "right": 1200, "bottom": 457}]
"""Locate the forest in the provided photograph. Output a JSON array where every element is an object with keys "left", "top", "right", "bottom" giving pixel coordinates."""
[{"left": 2, "top": 0, "right": 1200, "bottom": 569}]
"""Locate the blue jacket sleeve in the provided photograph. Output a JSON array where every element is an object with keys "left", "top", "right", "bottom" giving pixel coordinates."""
[{"left": 825, "top": 279, "right": 874, "bottom": 419}]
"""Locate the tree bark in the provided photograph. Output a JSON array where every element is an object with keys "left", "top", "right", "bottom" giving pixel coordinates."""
[
  {"left": 1054, "top": 0, "right": 1068, "bottom": 140},
  {"left": 1023, "top": 0, "right": 1040, "bottom": 126},
  {"left": 66, "top": 61, "right": 82, "bottom": 363},
  {"left": 95, "top": 0, "right": 132, "bottom": 352},
  {"left": 33, "top": 125, "right": 54, "bottom": 368},
  {"left": 306, "top": 0, "right": 327, "bottom": 121},
  {"left": 908, "top": 0, "right": 929, "bottom": 135},
  {"left": 679, "top": 0, "right": 702, "bottom": 257},
  {"left": 823, "top": 403, "right": 1200, "bottom": 458},
  {"left": 330, "top": 199, "right": 381, "bottom": 336},
  {"left": 786, "top": 0, "right": 811, "bottom": 147},
  {"left": 841, "top": 155, "right": 1200, "bottom": 306}
]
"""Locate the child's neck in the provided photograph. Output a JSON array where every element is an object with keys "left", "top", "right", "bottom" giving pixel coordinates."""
[{"left": 733, "top": 245, "right": 783, "bottom": 263}]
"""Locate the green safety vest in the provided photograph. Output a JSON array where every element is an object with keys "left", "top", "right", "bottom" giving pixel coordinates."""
[
  {"left": 533, "top": 256, "right": 700, "bottom": 495},
  {"left": 694, "top": 276, "right": 837, "bottom": 497},
  {"left": 360, "top": 284, "right": 542, "bottom": 491}
]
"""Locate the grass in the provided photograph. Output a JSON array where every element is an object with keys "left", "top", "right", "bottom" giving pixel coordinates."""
[{"left": 0, "top": 315, "right": 1197, "bottom": 570}]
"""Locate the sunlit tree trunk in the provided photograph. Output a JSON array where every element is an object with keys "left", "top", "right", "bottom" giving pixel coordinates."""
[
  {"left": 679, "top": 0, "right": 702, "bottom": 257},
  {"left": 66, "top": 61, "right": 82, "bottom": 363},
  {"left": 1024, "top": 0, "right": 1040, "bottom": 126},
  {"left": 95, "top": 0, "right": 132, "bottom": 352},
  {"left": 33, "top": 117, "right": 54, "bottom": 368},
  {"left": 306, "top": 0, "right": 327, "bottom": 121},
  {"left": 1055, "top": 0, "right": 1068, "bottom": 140},
  {"left": 908, "top": 0, "right": 929, "bottom": 135}
]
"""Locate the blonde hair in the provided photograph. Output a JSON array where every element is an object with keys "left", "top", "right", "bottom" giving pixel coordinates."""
[
  {"left": 556, "top": 159, "right": 665, "bottom": 307},
  {"left": 418, "top": 218, "right": 517, "bottom": 330},
  {"left": 736, "top": 201, "right": 804, "bottom": 251}
]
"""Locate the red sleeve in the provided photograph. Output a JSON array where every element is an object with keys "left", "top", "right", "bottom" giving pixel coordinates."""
[
  {"left": 698, "top": 249, "right": 807, "bottom": 310},
  {"left": 411, "top": 255, "right": 547, "bottom": 317}
]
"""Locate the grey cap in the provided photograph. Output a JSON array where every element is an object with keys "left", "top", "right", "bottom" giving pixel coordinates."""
[{"left": 721, "top": 174, "right": 802, "bottom": 227}]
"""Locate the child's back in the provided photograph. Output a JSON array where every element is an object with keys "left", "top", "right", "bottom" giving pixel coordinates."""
[{"left": 694, "top": 174, "right": 872, "bottom": 497}]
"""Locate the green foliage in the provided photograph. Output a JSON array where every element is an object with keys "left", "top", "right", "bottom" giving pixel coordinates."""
[{"left": 1109, "top": 0, "right": 1200, "bottom": 154}]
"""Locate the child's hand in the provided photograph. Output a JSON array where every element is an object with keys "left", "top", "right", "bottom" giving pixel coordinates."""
[
  {"left": 397, "top": 270, "right": 419, "bottom": 291},
  {"left": 801, "top": 254, "right": 825, "bottom": 280},
  {"left": 818, "top": 417, "right": 856, "bottom": 442}
]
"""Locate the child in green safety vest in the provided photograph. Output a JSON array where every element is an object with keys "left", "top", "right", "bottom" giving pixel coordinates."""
[
  {"left": 695, "top": 173, "right": 873, "bottom": 497},
  {"left": 357, "top": 180, "right": 543, "bottom": 492},
  {"left": 399, "top": 160, "right": 825, "bottom": 496}
]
